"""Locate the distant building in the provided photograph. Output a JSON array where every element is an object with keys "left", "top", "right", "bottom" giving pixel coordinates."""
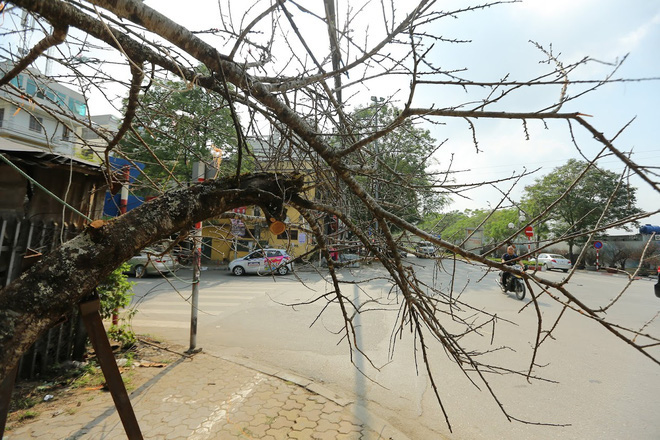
[
  {"left": 82, "top": 114, "right": 121, "bottom": 161},
  {"left": 0, "top": 61, "right": 88, "bottom": 158}
]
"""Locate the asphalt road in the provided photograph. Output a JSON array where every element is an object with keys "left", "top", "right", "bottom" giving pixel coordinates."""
[{"left": 128, "top": 259, "right": 660, "bottom": 439}]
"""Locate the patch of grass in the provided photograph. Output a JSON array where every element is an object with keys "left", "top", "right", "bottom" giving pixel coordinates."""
[
  {"left": 11, "top": 396, "right": 38, "bottom": 411},
  {"left": 70, "top": 364, "right": 105, "bottom": 389},
  {"left": 18, "top": 410, "right": 39, "bottom": 422},
  {"left": 123, "top": 371, "right": 135, "bottom": 391}
]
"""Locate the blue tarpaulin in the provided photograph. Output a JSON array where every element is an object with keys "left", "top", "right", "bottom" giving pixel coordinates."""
[{"left": 102, "top": 157, "right": 146, "bottom": 217}]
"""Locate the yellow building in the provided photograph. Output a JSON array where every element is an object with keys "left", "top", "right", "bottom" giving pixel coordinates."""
[
  {"left": 202, "top": 205, "right": 315, "bottom": 263},
  {"left": 202, "top": 133, "right": 318, "bottom": 263}
]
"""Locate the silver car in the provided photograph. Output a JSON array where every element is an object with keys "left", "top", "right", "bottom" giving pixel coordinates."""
[
  {"left": 536, "top": 253, "right": 572, "bottom": 272},
  {"left": 127, "top": 251, "right": 180, "bottom": 278},
  {"left": 416, "top": 242, "right": 436, "bottom": 258},
  {"left": 228, "top": 248, "right": 294, "bottom": 276}
]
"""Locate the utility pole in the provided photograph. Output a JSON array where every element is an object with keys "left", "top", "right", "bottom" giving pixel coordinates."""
[
  {"left": 187, "top": 162, "right": 205, "bottom": 354},
  {"left": 371, "top": 96, "right": 384, "bottom": 201}
]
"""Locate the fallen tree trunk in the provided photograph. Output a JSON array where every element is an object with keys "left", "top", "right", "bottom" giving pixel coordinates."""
[{"left": 0, "top": 172, "right": 304, "bottom": 381}]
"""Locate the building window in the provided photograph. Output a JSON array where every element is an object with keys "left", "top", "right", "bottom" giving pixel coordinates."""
[
  {"left": 62, "top": 125, "right": 71, "bottom": 140},
  {"left": 26, "top": 78, "right": 37, "bottom": 96},
  {"left": 29, "top": 115, "right": 43, "bottom": 132},
  {"left": 0, "top": 108, "right": 4, "bottom": 128}
]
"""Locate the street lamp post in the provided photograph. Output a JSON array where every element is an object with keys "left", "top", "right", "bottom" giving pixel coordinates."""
[{"left": 508, "top": 212, "right": 527, "bottom": 254}]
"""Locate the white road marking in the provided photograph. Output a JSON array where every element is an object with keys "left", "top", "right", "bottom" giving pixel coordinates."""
[
  {"left": 137, "top": 305, "right": 240, "bottom": 314},
  {"left": 131, "top": 321, "right": 188, "bottom": 329}
]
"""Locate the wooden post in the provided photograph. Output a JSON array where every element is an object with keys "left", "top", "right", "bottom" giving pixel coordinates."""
[{"left": 79, "top": 294, "right": 143, "bottom": 439}]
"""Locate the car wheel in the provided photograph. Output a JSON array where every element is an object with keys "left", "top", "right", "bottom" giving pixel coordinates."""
[
  {"left": 562, "top": 269, "right": 568, "bottom": 273},
  {"left": 134, "top": 265, "right": 146, "bottom": 278},
  {"left": 232, "top": 266, "right": 245, "bottom": 276},
  {"left": 277, "top": 265, "right": 289, "bottom": 275},
  {"left": 542, "top": 263, "right": 548, "bottom": 271}
]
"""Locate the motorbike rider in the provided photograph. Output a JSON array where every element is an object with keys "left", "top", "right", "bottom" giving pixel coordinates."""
[{"left": 501, "top": 245, "right": 518, "bottom": 288}]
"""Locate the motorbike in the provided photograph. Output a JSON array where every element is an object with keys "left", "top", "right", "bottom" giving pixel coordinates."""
[{"left": 497, "top": 263, "right": 527, "bottom": 300}]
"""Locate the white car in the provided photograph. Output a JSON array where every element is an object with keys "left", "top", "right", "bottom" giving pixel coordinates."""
[
  {"left": 416, "top": 242, "right": 436, "bottom": 258},
  {"left": 536, "top": 253, "right": 572, "bottom": 272},
  {"left": 228, "top": 249, "right": 294, "bottom": 276},
  {"left": 127, "top": 251, "right": 180, "bottom": 278}
]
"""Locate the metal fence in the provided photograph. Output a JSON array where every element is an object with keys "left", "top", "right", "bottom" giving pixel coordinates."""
[{"left": 0, "top": 215, "right": 87, "bottom": 378}]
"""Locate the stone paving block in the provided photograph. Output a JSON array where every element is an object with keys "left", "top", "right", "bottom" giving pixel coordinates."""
[
  {"left": 269, "top": 391, "right": 292, "bottom": 403},
  {"left": 241, "top": 421, "right": 270, "bottom": 438},
  {"left": 270, "top": 417, "right": 296, "bottom": 430},
  {"left": 320, "top": 410, "right": 345, "bottom": 424},
  {"left": 338, "top": 420, "right": 363, "bottom": 434},
  {"left": 336, "top": 433, "right": 362, "bottom": 440},
  {"left": 291, "top": 392, "right": 314, "bottom": 404},
  {"left": 249, "top": 412, "right": 274, "bottom": 427},
  {"left": 291, "top": 416, "right": 317, "bottom": 431},
  {"left": 226, "top": 410, "right": 253, "bottom": 424},
  {"left": 265, "top": 426, "right": 293, "bottom": 439},
  {"left": 288, "top": 427, "right": 315, "bottom": 439},
  {"left": 279, "top": 408, "right": 301, "bottom": 422},
  {"left": 165, "top": 424, "right": 192, "bottom": 439},
  {"left": 315, "top": 418, "right": 341, "bottom": 432},
  {"left": 282, "top": 398, "right": 304, "bottom": 410},
  {"left": 241, "top": 402, "right": 261, "bottom": 416},
  {"left": 263, "top": 396, "right": 285, "bottom": 409},
  {"left": 313, "top": 430, "right": 345, "bottom": 440},
  {"left": 302, "top": 408, "right": 322, "bottom": 422},
  {"left": 257, "top": 405, "right": 281, "bottom": 419}
]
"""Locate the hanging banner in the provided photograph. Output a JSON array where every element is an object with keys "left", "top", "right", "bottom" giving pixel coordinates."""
[{"left": 231, "top": 218, "right": 245, "bottom": 237}]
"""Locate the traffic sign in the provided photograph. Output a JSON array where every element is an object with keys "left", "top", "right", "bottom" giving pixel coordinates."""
[
  {"left": 524, "top": 226, "right": 534, "bottom": 237},
  {"left": 594, "top": 241, "right": 603, "bottom": 249}
]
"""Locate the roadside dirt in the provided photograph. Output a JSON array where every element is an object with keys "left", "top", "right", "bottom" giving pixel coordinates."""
[{"left": 5, "top": 336, "right": 186, "bottom": 434}]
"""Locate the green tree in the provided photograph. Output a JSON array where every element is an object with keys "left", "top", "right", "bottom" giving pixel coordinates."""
[
  {"left": 345, "top": 104, "right": 447, "bottom": 226},
  {"left": 420, "top": 210, "right": 490, "bottom": 245},
  {"left": 521, "top": 159, "right": 641, "bottom": 261},
  {"left": 96, "top": 262, "right": 136, "bottom": 347},
  {"left": 482, "top": 208, "right": 520, "bottom": 245},
  {"left": 119, "top": 69, "right": 239, "bottom": 191}
]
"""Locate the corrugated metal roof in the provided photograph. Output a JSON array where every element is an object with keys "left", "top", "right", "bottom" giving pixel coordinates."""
[{"left": 0, "top": 137, "right": 103, "bottom": 174}]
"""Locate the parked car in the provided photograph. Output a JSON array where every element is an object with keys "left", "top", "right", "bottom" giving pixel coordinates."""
[
  {"left": 127, "top": 250, "right": 180, "bottom": 278},
  {"left": 228, "top": 248, "right": 294, "bottom": 276},
  {"left": 416, "top": 241, "right": 436, "bottom": 258},
  {"left": 535, "top": 253, "right": 572, "bottom": 272}
]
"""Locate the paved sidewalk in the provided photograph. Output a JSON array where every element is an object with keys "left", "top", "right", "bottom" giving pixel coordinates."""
[{"left": 6, "top": 352, "right": 408, "bottom": 440}]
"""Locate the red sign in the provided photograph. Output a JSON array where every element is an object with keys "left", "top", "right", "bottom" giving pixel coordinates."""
[
  {"left": 524, "top": 226, "right": 534, "bottom": 237},
  {"left": 594, "top": 241, "right": 603, "bottom": 249}
]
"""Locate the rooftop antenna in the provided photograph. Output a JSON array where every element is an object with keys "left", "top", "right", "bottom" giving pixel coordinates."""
[{"left": 20, "top": 9, "right": 53, "bottom": 75}]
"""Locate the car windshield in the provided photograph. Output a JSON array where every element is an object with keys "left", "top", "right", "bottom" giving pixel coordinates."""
[{"left": 247, "top": 251, "right": 264, "bottom": 259}]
